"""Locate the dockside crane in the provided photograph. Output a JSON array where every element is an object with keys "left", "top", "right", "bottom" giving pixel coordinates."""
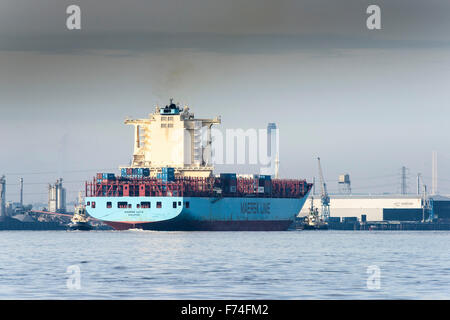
[
  {"left": 317, "top": 157, "right": 330, "bottom": 221},
  {"left": 421, "top": 184, "right": 435, "bottom": 222}
]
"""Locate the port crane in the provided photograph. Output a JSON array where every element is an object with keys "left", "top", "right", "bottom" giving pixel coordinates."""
[
  {"left": 421, "top": 184, "right": 434, "bottom": 222},
  {"left": 317, "top": 157, "right": 330, "bottom": 221},
  {"left": 417, "top": 174, "right": 435, "bottom": 222}
]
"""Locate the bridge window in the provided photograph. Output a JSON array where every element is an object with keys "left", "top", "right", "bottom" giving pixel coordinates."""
[
  {"left": 141, "top": 202, "right": 151, "bottom": 208},
  {"left": 128, "top": 204, "right": 132, "bottom": 208},
  {"left": 118, "top": 202, "right": 128, "bottom": 209},
  {"left": 87, "top": 201, "right": 90, "bottom": 206},
  {"left": 91, "top": 202, "right": 96, "bottom": 208},
  {"left": 173, "top": 202, "right": 177, "bottom": 208},
  {"left": 106, "top": 202, "right": 112, "bottom": 208},
  {"left": 185, "top": 201, "right": 190, "bottom": 208},
  {"left": 156, "top": 201, "right": 162, "bottom": 208}
]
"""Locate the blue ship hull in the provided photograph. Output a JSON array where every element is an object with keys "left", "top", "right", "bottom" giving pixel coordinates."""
[{"left": 85, "top": 194, "right": 309, "bottom": 231}]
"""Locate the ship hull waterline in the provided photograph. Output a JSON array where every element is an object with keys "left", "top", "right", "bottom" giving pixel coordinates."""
[{"left": 105, "top": 219, "right": 293, "bottom": 231}]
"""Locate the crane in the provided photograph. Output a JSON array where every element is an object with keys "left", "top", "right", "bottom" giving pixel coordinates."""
[
  {"left": 421, "top": 184, "right": 434, "bottom": 222},
  {"left": 317, "top": 157, "right": 330, "bottom": 221}
]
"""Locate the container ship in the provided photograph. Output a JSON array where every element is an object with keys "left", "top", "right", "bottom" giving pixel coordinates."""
[{"left": 85, "top": 100, "right": 312, "bottom": 231}]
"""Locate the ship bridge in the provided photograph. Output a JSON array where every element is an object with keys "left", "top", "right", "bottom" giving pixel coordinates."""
[{"left": 124, "top": 100, "right": 221, "bottom": 178}]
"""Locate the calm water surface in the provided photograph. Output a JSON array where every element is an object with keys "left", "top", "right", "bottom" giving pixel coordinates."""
[{"left": 0, "top": 230, "right": 449, "bottom": 299}]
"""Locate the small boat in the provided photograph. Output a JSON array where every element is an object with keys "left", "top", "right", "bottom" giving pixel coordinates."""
[
  {"left": 68, "top": 205, "right": 93, "bottom": 231},
  {"left": 300, "top": 196, "right": 328, "bottom": 230}
]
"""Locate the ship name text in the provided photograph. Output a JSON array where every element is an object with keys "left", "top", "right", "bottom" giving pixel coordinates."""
[{"left": 241, "top": 202, "right": 271, "bottom": 214}]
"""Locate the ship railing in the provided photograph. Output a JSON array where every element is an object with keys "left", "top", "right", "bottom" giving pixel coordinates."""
[{"left": 85, "top": 177, "right": 312, "bottom": 199}]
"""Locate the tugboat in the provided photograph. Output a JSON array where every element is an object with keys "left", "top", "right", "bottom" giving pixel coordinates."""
[
  {"left": 301, "top": 196, "right": 328, "bottom": 230},
  {"left": 68, "top": 193, "right": 93, "bottom": 231},
  {"left": 68, "top": 205, "right": 93, "bottom": 231},
  {"left": 68, "top": 204, "right": 93, "bottom": 231}
]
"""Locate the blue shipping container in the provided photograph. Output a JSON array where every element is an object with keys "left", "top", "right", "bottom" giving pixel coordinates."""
[
  {"left": 220, "top": 173, "right": 237, "bottom": 180},
  {"left": 157, "top": 172, "right": 175, "bottom": 182},
  {"left": 161, "top": 167, "right": 175, "bottom": 174},
  {"left": 102, "top": 173, "right": 115, "bottom": 180}
]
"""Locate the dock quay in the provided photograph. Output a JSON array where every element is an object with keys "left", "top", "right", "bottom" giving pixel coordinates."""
[{"left": 327, "top": 221, "right": 450, "bottom": 231}]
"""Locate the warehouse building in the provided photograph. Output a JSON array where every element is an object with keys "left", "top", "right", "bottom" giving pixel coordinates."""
[{"left": 299, "top": 194, "right": 450, "bottom": 222}]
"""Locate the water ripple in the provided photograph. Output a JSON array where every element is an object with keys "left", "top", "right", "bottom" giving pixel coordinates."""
[{"left": 0, "top": 230, "right": 449, "bottom": 299}]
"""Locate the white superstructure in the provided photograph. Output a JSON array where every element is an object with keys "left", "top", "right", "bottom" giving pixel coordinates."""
[{"left": 123, "top": 100, "right": 220, "bottom": 178}]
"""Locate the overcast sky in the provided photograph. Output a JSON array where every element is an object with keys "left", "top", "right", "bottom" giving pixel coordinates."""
[{"left": 1, "top": 0, "right": 450, "bottom": 203}]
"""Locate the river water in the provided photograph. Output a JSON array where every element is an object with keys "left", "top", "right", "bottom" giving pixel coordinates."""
[{"left": 0, "top": 230, "right": 449, "bottom": 299}]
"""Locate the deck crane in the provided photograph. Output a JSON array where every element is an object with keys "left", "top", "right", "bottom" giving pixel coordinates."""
[{"left": 317, "top": 157, "right": 330, "bottom": 221}]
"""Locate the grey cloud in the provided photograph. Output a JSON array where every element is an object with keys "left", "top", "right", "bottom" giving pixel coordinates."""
[
  {"left": 2, "top": 32, "right": 450, "bottom": 55},
  {"left": 1, "top": 0, "right": 450, "bottom": 55}
]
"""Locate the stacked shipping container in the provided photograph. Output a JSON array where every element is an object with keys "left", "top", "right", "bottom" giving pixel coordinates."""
[
  {"left": 86, "top": 175, "right": 311, "bottom": 199},
  {"left": 120, "top": 168, "right": 151, "bottom": 178},
  {"left": 157, "top": 168, "right": 175, "bottom": 182}
]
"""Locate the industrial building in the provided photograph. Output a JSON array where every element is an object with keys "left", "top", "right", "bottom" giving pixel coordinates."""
[
  {"left": 48, "top": 178, "right": 66, "bottom": 213},
  {"left": 299, "top": 194, "right": 450, "bottom": 222},
  {"left": 301, "top": 152, "right": 450, "bottom": 224}
]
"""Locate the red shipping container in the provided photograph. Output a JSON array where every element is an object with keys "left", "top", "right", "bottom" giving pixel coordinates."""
[
  {"left": 139, "top": 185, "right": 146, "bottom": 197},
  {"left": 123, "top": 184, "right": 130, "bottom": 196}
]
